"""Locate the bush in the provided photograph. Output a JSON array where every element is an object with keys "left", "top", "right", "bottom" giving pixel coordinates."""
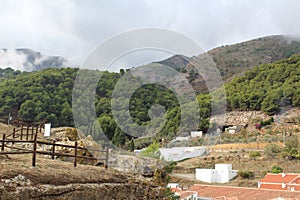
[
  {"left": 140, "top": 141, "right": 160, "bottom": 159},
  {"left": 282, "top": 136, "right": 300, "bottom": 160},
  {"left": 271, "top": 166, "right": 283, "bottom": 174},
  {"left": 249, "top": 151, "right": 261, "bottom": 160},
  {"left": 260, "top": 117, "right": 274, "bottom": 127},
  {"left": 238, "top": 171, "right": 254, "bottom": 179},
  {"left": 265, "top": 143, "right": 282, "bottom": 158}
]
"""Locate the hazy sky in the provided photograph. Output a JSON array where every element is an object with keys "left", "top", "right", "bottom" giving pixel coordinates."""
[{"left": 1, "top": 0, "right": 300, "bottom": 68}]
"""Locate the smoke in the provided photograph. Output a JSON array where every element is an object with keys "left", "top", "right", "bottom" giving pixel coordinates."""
[{"left": 0, "top": 49, "right": 34, "bottom": 71}]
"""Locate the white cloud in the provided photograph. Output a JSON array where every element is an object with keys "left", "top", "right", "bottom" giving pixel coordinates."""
[
  {"left": 0, "top": 49, "right": 31, "bottom": 71},
  {"left": 0, "top": 0, "right": 299, "bottom": 68}
]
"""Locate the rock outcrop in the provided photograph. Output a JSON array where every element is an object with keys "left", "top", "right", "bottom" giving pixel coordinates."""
[{"left": 0, "top": 175, "right": 165, "bottom": 200}]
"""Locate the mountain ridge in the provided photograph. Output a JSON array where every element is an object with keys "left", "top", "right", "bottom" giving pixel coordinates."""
[{"left": 0, "top": 48, "right": 76, "bottom": 71}]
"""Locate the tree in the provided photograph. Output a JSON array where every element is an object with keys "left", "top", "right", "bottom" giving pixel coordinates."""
[
  {"left": 249, "top": 151, "right": 261, "bottom": 160},
  {"left": 282, "top": 136, "right": 300, "bottom": 159},
  {"left": 18, "top": 100, "right": 38, "bottom": 121},
  {"left": 128, "top": 139, "right": 135, "bottom": 152},
  {"left": 112, "top": 127, "right": 126, "bottom": 147}
]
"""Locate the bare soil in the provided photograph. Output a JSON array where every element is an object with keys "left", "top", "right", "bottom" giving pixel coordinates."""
[{"left": 0, "top": 154, "right": 127, "bottom": 186}]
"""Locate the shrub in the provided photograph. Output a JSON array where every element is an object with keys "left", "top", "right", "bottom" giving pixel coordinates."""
[
  {"left": 140, "top": 141, "right": 160, "bottom": 159},
  {"left": 238, "top": 171, "right": 254, "bottom": 179},
  {"left": 265, "top": 143, "right": 282, "bottom": 158},
  {"left": 271, "top": 166, "right": 283, "bottom": 174},
  {"left": 249, "top": 151, "right": 261, "bottom": 160}
]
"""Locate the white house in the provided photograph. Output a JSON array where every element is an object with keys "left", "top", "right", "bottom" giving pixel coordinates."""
[
  {"left": 191, "top": 131, "right": 203, "bottom": 138},
  {"left": 195, "top": 164, "right": 238, "bottom": 183},
  {"left": 159, "top": 146, "right": 206, "bottom": 162}
]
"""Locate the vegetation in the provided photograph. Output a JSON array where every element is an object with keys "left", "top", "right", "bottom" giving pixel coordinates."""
[
  {"left": 282, "top": 136, "right": 300, "bottom": 160},
  {"left": 140, "top": 140, "right": 160, "bottom": 159},
  {"left": 249, "top": 151, "right": 261, "bottom": 160},
  {"left": 0, "top": 53, "right": 300, "bottom": 148},
  {"left": 238, "top": 171, "right": 254, "bottom": 179},
  {"left": 265, "top": 144, "right": 282, "bottom": 158},
  {"left": 270, "top": 166, "right": 283, "bottom": 174},
  {"left": 226, "top": 55, "right": 300, "bottom": 115}
]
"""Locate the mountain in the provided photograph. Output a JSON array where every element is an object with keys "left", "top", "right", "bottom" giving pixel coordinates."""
[
  {"left": 156, "top": 35, "right": 300, "bottom": 93},
  {"left": 0, "top": 48, "right": 76, "bottom": 71}
]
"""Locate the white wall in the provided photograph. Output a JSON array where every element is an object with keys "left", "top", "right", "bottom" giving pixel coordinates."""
[
  {"left": 167, "top": 183, "right": 179, "bottom": 188},
  {"left": 196, "top": 164, "right": 238, "bottom": 183},
  {"left": 215, "top": 164, "right": 232, "bottom": 171},
  {"left": 195, "top": 169, "right": 214, "bottom": 183},
  {"left": 175, "top": 136, "right": 190, "bottom": 141},
  {"left": 191, "top": 131, "right": 203, "bottom": 138}
]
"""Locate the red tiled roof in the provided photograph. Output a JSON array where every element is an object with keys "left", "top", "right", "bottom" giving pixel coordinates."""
[
  {"left": 260, "top": 184, "right": 287, "bottom": 190},
  {"left": 177, "top": 191, "right": 197, "bottom": 199},
  {"left": 259, "top": 173, "right": 300, "bottom": 191},
  {"left": 260, "top": 173, "right": 299, "bottom": 183},
  {"left": 188, "top": 184, "right": 300, "bottom": 200},
  {"left": 291, "top": 177, "right": 300, "bottom": 184},
  {"left": 171, "top": 187, "right": 181, "bottom": 193}
]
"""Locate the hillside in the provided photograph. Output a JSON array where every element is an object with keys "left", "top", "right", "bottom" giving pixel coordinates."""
[
  {"left": 225, "top": 54, "right": 300, "bottom": 114},
  {"left": 0, "top": 35, "right": 300, "bottom": 149},
  {"left": 0, "top": 54, "right": 300, "bottom": 147},
  {"left": 0, "top": 154, "right": 165, "bottom": 199},
  {"left": 157, "top": 35, "right": 300, "bottom": 93}
]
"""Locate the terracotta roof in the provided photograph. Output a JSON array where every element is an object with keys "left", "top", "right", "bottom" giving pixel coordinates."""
[
  {"left": 259, "top": 173, "right": 300, "bottom": 191},
  {"left": 291, "top": 177, "right": 300, "bottom": 184},
  {"left": 260, "top": 173, "right": 299, "bottom": 183},
  {"left": 171, "top": 187, "right": 181, "bottom": 193},
  {"left": 188, "top": 184, "right": 300, "bottom": 200},
  {"left": 260, "top": 184, "right": 287, "bottom": 190},
  {"left": 176, "top": 190, "right": 197, "bottom": 199}
]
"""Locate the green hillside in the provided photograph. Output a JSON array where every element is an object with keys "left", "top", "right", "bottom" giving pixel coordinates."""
[
  {"left": 158, "top": 35, "right": 300, "bottom": 94},
  {"left": 0, "top": 37, "right": 300, "bottom": 148},
  {"left": 225, "top": 55, "right": 300, "bottom": 115}
]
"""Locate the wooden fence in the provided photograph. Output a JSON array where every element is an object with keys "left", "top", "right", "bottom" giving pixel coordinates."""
[{"left": 0, "top": 133, "right": 109, "bottom": 168}]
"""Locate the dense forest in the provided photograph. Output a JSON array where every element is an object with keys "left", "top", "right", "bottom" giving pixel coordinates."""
[
  {"left": 0, "top": 54, "right": 299, "bottom": 147},
  {"left": 226, "top": 55, "right": 300, "bottom": 114}
]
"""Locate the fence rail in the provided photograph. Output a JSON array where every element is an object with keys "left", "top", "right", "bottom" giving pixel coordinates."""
[{"left": 0, "top": 133, "right": 109, "bottom": 168}]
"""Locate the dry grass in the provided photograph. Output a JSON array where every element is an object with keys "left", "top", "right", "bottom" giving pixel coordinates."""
[
  {"left": 0, "top": 123, "right": 14, "bottom": 136},
  {"left": 209, "top": 142, "right": 283, "bottom": 150},
  {"left": 0, "top": 154, "right": 127, "bottom": 185}
]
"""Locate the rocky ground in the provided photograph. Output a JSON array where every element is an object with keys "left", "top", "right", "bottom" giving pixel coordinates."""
[
  {"left": 0, "top": 154, "right": 165, "bottom": 200},
  {"left": 0, "top": 125, "right": 167, "bottom": 199}
]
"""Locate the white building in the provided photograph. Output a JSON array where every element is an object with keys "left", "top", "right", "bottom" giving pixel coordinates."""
[
  {"left": 167, "top": 183, "right": 179, "bottom": 189},
  {"left": 195, "top": 164, "right": 238, "bottom": 183},
  {"left": 175, "top": 136, "right": 190, "bottom": 141},
  {"left": 191, "top": 131, "right": 203, "bottom": 138},
  {"left": 159, "top": 146, "right": 206, "bottom": 162}
]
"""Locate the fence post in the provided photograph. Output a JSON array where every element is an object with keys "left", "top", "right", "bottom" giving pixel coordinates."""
[
  {"left": 12, "top": 128, "right": 15, "bottom": 145},
  {"left": 31, "top": 126, "right": 34, "bottom": 140},
  {"left": 20, "top": 125, "right": 23, "bottom": 140},
  {"left": 52, "top": 140, "right": 56, "bottom": 159},
  {"left": 26, "top": 126, "right": 29, "bottom": 140},
  {"left": 1, "top": 134, "right": 5, "bottom": 151},
  {"left": 35, "top": 126, "right": 38, "bottom": 137},
  {"left": 74, "top": 141, "right": 78, "bottom": 167},
  {"left": 32, "top": 133, "right": 38, "bottom": 167},
  {"left": 105, "top": 146, "right": 109, "bottom": 169}
]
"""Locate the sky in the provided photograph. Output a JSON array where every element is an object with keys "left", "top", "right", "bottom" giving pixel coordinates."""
[{"left": 1, "top": 0, "right": 300, "bottom": 69}]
